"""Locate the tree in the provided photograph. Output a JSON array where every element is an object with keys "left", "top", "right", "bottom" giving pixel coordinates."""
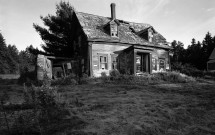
[
  {"left": 19, "top": 45, "right": 37, "bottom": 73},
  {"left": 171, "top": 40, "right": 186, "bottom": 63},
  {"left": 201, "top": 32, "right": 215, "bottom": 69},
  {"left": 0, "top": 32, "right": 19, "bottom": 74},
  {"left": 186, "top": 39, "right": 203, "bottom": 69},
  {"left": 33, "top": 1, "right": 76, "bottom": 57},
  {"left": 0, "top": 32, "right": 10, "bottom": 73}
]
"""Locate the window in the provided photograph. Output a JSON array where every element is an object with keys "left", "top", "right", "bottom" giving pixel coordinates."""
[
  {"left": 99, "top": 55, "right": 108, "bottom": 70},
  {"left": 159, "top": 58, "right": 165, "bottom": 71},
  {"left": 110, "top": 24, "right": 118, "bottom": 37},
  {"left": 111, "top": 55, "right": 118, "bottom": 70},
  {"left": 152, "top": 58, "right": 157, "bottom": 70}
]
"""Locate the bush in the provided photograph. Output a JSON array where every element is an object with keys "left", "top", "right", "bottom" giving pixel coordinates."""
[
  {"left": 109, "top": 69, "right": 120, "bottom": 77},
  {"left": 51, "top": 75, "right": 77, "bottom": 86},
  {"left": 171, "top": 62, "right": 208, "bottom": 78},
  {"left": 101, "top": 72, "right": 107, "bottom": 77},
  {"left": 18, "top": 70, "right": 37, "bottom": 85},
  {"left": 154, "top": 71, "right": 195, "bottom": 83},
  {"left": 5, "top": 84, "right": 70, "bottom": 135},
  {"left": 98, "top": 71, "right": 195, "bottom": 85}
]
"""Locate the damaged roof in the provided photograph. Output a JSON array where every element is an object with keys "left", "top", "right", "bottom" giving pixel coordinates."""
[{"left": 76, "top": 12, "right": 171, "bottom": 49}]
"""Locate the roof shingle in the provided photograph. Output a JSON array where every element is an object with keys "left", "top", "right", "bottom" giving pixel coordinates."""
[{"left": 76, "top": 12, "right": 171, "bottom": 49}]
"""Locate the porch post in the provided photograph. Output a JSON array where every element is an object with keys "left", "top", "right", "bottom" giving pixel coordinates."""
[
  {"left": 133, "top": 50, "right": 136, "bottom": 75},
  {"left": 88, "top": 43, "right": 93, "bottom": 77},
  {"left": 149, "top": 53, "right": 152, "bottom": 74},
  {"left": 145, "top": 54, "right": 149, "bottom": 72}
]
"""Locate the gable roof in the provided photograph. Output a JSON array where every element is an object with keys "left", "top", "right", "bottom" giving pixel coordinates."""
[
  {"left": 76, "top": 12, "right": 171, "bottom": 49},
  {"left": 209, "top": 48, "right": 215, "bottom": 60}
]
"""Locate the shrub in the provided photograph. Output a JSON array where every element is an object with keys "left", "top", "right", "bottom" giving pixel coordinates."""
[
  {"left": 51, "top": 75, "right": 77, "bottom": 86},
  {"left": 171, "top": 62, "right": 207, "bottom": 78},
  {"left": 98, "top": 71, "right": 195, "bottom": 85},
  {"left": 109, "top": 69, "right": 120, "bottom": 77},
  {"left": 154, "top": 71, "right": 195, "bottom": 83},
  {"left": 101, "top": 72, "right": 107, "bottom": 77},
  {"left": 18, "top": 70, "right": 37, "bottom": 85},
  {"left": 8, "top": 84, "right": 70, "bottom": 134}
]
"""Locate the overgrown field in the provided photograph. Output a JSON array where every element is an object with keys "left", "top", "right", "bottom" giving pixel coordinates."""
[{"left": 1, "top": 76, "right": 215, "bottom": 135}]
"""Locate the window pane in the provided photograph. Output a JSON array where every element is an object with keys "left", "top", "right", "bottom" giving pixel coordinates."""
[
  {"left": 152, "top": 58, "right": 157, "bottom": 70},
  {"left": 101, "top": 63, "right": 105, "bottom": 69},
  {"left": 159, "top": 59, "right": 165, "bottom": 70}
]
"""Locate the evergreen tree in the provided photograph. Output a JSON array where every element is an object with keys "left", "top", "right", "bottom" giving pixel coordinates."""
[
  {"left": 186, "top": 39, "right": 203, "bottom": 69},
  {"left": 171, "top": 40, "right": 186, "bottom": 63},
  {"left": 19, "top": 45, "right": 37, "bottom": 73},
  {"left": 201, "top": 32, "right": 215, "bottom": 69},
  {"left": 33, "top": 1, "right": 75, "bottom": 57},
  {"left": 0, "top": 32, "right": 10, "bottom": 73}
]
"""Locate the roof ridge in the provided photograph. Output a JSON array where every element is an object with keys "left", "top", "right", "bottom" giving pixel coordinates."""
[
  {"left": 76, "top": 11, "right": 109, "bottom": 19},
  {"left": 76, "top": 11, "right": 150, "bottom": 25}
]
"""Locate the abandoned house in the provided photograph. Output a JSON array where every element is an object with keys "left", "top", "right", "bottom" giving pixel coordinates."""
[
  {"left": 207, "top": 48, "right": 215, "bottom": 71},
  {"left": 37, "top": 3, "right": 172, "bottom": 79}
]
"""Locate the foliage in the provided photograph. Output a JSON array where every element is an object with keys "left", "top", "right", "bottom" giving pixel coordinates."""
[
  {"left": 0, "top": 32, "right": 19, "bottom": 74},
  {"left": 0, "top": 84, "right": 72, "bottom": 134},
  {"left": 100, "top": 71, "right": 195, "bottom": 85},
  {"left": 51, "top": 74, "right": 78, "bottom": 86},
  {"left": 109, "top": 69, "right": 120, "bottom": 78},
  {"left": 171, "top": 32, "right": 215, "bottom": 70},
  {"left": 101, "top": 72, "right": 107, "bottom": 77},
  {"left": 33, "top": 1, "right": 76, "bottom": 57}
]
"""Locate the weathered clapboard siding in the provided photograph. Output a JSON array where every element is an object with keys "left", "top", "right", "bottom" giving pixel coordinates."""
[
  {"left": 91, "top": 44, "right": 130, "bottom": 77},
  {"left": 151, "top": 48, "right": 170, "bottom": 72},
  {"left": 90, "top": 43, "right": 170, "bottom": 77}
]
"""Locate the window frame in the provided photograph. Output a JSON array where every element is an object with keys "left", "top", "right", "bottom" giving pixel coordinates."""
[
  {"left": 98, "top": 54, "right": 108, "bottom": 70},
  {"left": 159, "top": 58, "right": 165, "bottom": 71},
  {"left": 111, "top": 54, "right": 118, "bottom": 70}
]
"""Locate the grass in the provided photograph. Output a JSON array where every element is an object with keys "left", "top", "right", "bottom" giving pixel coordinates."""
[
  {"left": 1, "top": 78, "right": 215, "bottom": 134},
  {"left": 0, "top": 74, "right": 20, "bottom": 79}
]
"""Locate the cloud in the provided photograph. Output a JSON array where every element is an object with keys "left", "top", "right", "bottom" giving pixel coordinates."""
[
  {"left": 206, "top": 8, "right": 214, "bottom": 12},
  {"left": 142, "top": 0, "right": 171, "bottom": 19}
]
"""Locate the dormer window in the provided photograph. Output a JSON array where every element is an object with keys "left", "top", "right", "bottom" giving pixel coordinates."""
[
  {"left": 137, "top": 26, "right": 155, "bottom": 42},
  {"left": 110, "top": 23, "right": 118, "bottom": 37},
  {"left": 148, "top": 29, "right": 153, "bottom": 42}
]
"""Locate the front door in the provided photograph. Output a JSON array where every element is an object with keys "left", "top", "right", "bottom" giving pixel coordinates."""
[{"left": 136, "top": 53, "right": 149, "bottom": 73}]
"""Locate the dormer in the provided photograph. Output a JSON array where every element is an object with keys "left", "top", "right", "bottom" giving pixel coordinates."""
[
  {"left": 137, "top": 26, "right": 156, "bottom": 42},
  {"left": 104, "top": 3, "right": 120, "bottom": 38},
  {"left": 110, "top": 20, "right": 119, "bottom": 37}
]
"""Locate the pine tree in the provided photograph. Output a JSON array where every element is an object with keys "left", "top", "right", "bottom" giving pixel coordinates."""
[
  {"left": 33, "top": 1, "right": 75, "bottom": 57},
  {"left": 171, "top": 40, "right": 185, "bottom": 63},
  {"left": 0, "top": 32, "right": 10, "bottom": 73}
]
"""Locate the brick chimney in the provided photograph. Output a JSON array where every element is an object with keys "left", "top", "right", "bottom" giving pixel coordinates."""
[{"left": 110, "top": 3, "right": 116, "bottom": 20}]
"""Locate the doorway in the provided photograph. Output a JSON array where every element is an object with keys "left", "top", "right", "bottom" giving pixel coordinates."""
[{"left": 136, "top": 53, "right": 149, "bottom": 73}]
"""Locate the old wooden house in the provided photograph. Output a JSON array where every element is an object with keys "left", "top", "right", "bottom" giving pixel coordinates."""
[{"left": 38, "top": 3, "right": 172, "bottom": 79}]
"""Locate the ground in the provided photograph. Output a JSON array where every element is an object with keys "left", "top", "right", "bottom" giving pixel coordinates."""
[{"left": 1, "top": 79, "right": 215, "bottom": 135}]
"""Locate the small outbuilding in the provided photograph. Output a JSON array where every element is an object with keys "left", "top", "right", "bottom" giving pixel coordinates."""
[{"left": 207, "top": 48, "right": 215, "bottom": 71}]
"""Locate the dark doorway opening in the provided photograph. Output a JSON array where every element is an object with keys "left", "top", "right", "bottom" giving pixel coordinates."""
[{"left": 136, "top": 53, "right": 149, "bottom": 74}]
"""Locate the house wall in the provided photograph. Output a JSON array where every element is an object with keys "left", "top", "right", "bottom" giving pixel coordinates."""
[
  {"left": 151, "top": 48, "right": 170, "bottom": 72},
  {"left": 90, "top": 43, "right": 170, "bottom": 77},
  {"left": 91, "top": 43, "right": 130, "bottom": 77},
  {"left": 207, "top": 61, "right": 215, "bottom": 71}
]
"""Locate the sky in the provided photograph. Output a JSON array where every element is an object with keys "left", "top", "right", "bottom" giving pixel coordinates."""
[{"left": 0, "top": 0, "right": 215, "bottom": 50}]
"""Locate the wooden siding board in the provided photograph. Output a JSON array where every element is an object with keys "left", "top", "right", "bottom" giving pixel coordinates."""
[
  {"left": 91, "top": 43, "right": 129, "bottom": 77},
  {"left": 90, "top": 43, "right": 170, "bottom": 76}
]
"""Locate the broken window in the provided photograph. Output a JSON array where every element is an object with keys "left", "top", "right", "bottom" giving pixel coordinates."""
[
  {"left": 111, "top": 55, "right": 118, "bottom": 70},
  {"left": 159, "top": 58, "right": 165, "bottom": 71},
  {"left": 152, "top": 58, "right": 157, "bottom": 70},
  {"left": 99, "top": 55, "right": 108, "bottom": 70},
  {"left": 110, "top": 24, "right": 118, "bottom": 37}
]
